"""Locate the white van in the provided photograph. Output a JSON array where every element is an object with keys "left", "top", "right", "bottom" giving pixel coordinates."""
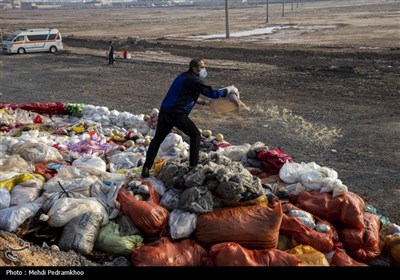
[{"left": 2, "top": 28, "right": 63, "bottom": 54}]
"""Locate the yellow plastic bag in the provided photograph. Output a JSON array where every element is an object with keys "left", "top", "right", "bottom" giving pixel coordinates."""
[
  {"left": 153, "top": 158, "right": 167, "bottom": 176},
  {"left": 0, "top": 173, "right": 43, "bottom": 191},
  {"left": 286, "top": 245, "right": 329, "bottom": 266},
  {"left": 384, "top": 234, "right": 400, "bottom": 266}
]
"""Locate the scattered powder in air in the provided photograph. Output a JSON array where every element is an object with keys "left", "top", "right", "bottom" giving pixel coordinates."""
[{"left": 240, "top": 104, "right": 342, "bottom": 147}]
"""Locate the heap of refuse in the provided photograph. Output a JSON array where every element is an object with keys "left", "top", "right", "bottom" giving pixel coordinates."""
[{"left": 0, "top": 102, "right": 399, "bottom": 266}]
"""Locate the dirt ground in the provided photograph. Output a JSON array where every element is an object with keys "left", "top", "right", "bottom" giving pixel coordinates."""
[{"left": 0, "top": 0, "right": 399, "bottom": 266}]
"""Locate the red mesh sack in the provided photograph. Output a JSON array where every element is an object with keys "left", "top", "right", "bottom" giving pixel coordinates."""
[
  {"left": 209, "top": 242, "right": 300, "bottom": 266},
  {"left": 290, "top": 191, "right": 365, "bottom": 229},
  {"left": 117, "top": 188, "right": 169, "bottom": 237},
  {"left": 194, "top": 202, "right": 282, "bottom": 249},
  {"left": 280, "top": 217, "right": 336, "bottom": 253},
  {"left": 337, "top": 212, "right": 381, "bottom": 262},
  {"left": 331, "top": 246, "right": 368, "bottom": 266},
  {"left": 131, "top": 237, "right": 210, "bottom": 266}
]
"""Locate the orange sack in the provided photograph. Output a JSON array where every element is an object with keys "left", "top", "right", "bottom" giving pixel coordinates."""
[
  {"left": 337, "top": 212, "right": 381, "bottom": 263},
  {"left": 209, "top": 242, "right": 301, "bottom": 266},
  {"left": 280, "top": 213, "right": 336, "bottom": 253},
  {"left": 330, "top": 246, "right": 368, "bottom": 266},
  {"left": 194, "top": 202, "right": 282, "bottom": 249},
  {"left": 290, "top": 191, "right": 365, "bottom": 229},
  {"left": 117, "top": 188, "right": 169, "bottom": 237},
  {"left": 131, "top": 237, "right": 210, "bottom": 266}
]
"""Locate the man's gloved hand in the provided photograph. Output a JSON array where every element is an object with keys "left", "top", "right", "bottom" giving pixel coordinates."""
[
  {"left": 223, "top": 85, "right": 240, "bottom": 99},
  {"left": 224, "top": 85, "right": 240, "bottom": 99},
  {"left": 225, "top": 85, "right": 240, "bottom": 106}
]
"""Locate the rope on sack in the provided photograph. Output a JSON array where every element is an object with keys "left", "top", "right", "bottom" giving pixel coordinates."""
[{"left": 57, "top": 181, "right": 70, "bottom": 198}]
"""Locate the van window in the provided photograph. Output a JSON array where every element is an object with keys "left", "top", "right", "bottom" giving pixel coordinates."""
[
  {"left": 47, "top": 34, "right": 59, "bottom": 40},
  {"left": 14, "top": 36, "right": 25, "bottom": 42},
  {"left": 27, "top": 34, "right": 48, "bottom": 41},
  {"left": 6, "top": 34, "right": 17, "bottom": 41}
]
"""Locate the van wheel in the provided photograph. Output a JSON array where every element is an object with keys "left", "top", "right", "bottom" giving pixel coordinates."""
[
  {"left": 17, "top": 48, "right": 26, "bottom": 54},
  {"left": 49, "top": 46, "right": 57, "bottom": 54}
]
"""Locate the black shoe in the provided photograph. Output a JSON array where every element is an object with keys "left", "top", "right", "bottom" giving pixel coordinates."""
[{"left": 141, "top": 167, "right": 150, "bottom": 178}]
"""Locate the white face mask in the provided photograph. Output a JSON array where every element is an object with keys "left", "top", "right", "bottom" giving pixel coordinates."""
[{"left": 199, "top": 68, "right": 208, "bottom": 80}]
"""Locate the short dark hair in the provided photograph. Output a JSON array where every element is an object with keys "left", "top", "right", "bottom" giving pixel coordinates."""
[
  {"left": 189, "top": 58, "right": 204, "bottom": 70},
  {"left": 109, "top": 41, "right": 112, "bottom": 44}
]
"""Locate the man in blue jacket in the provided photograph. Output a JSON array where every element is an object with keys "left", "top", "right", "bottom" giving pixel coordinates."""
[{"left": 141, "top": 57, "right": 239, "bottom": 178}]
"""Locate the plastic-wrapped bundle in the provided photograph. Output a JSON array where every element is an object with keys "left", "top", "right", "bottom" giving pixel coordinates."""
[
  {"left": 169, "top": 209, "right": 197, "bottom": 240},
  {"left": 180, "top": 186, "right": 213, "bottom": 214},
  {"left": 0, "top": 188, "right": 11, "bottom": 210},
  {"left": 0, "top": 197, "right": 43, "bottom": 232},
  {"left": 10, "top": 177, "right": 43, "bottom": 206},
  {"left": 58, "top": 211, "right": 103, "bottom": 255},
  {"left": 159, "top": 188, "right": 182, "bottom": 211},
  {"left": 94, "top": 220, "right": 143, "bottom": 255}
]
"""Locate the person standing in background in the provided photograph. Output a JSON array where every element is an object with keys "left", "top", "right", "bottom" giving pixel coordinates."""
[{"left": 108, "top": 41, "right": 114, "bottom": 65}]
